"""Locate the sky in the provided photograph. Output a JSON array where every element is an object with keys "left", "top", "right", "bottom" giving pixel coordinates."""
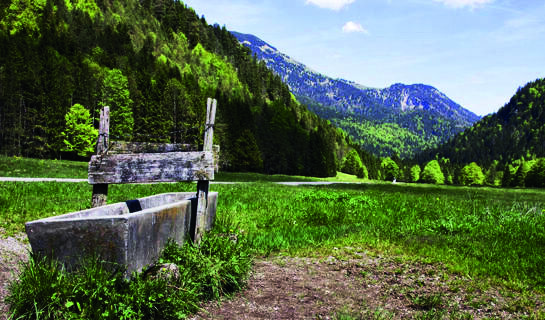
[{"left": 181, "top": 0, "right": 545, "bottom": 116}]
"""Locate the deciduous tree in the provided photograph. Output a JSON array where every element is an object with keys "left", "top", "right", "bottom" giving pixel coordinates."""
[
  {"left": 459, "top": 162, "right": 485, "bottom": 186},
  {"left": 421, "top": 160, "right": 445, "bottom": 184}
]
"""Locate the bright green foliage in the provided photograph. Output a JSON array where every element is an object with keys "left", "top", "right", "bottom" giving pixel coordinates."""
[
  {"left": 61, "top": 104, "right": 98, "bottom": 157},
  {"left": 0, "top": 0, "right": 46, "bottom": 36},
  {"left": 361, "top": 164, "right": 368, "bottom": 180},
  {"left": 101, "top": 69, "right": 133, "bottom": 140},
  {"left": 380, "top": 157, "right": 399, "bottom": 181},
  {"left": 421, "top": 160, "right": 445, "bottom": 184},
  {"left": 410, "top": 164, "right": 421, "bottom": 182},
  {"left": 189, "top": 43, "right": 245, "bottom": 97},
  {"left": 68, "top": 0, "right": 102, "bottom": 20},
  {"left": 525, "top": 158, "right": 545, "bottom": 188},
  {"left": 459, "top": 162, "right": 485, "bottom": 186},
  {"left": 333, "top": 119, "right": 443, "bottom": 159},
  {"left": 341, "top": 149, "right": 366, "bottom": 179}
]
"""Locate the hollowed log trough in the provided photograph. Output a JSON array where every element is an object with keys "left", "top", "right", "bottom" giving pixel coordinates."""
[{"left": 25, "top": 192, "right": 217, "bottom": 276}]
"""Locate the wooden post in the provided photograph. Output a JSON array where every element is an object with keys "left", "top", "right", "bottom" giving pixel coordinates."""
[
  {"left": 194, "top": 98, "right": 216, "bottom": 243},
  {"left": 91, "top": 107, "right": 110, "bottom": 208}
]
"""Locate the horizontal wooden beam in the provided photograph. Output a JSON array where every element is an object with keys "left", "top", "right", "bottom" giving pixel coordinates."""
[
  {"left": 88, "top": 152, "right": 214, "bottom": 184},
  {"left": 108, "top": 141, "right": 219, "bottom": 155}
]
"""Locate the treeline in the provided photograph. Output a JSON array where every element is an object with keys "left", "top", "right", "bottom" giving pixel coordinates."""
[
  {"left": 366, "top": 156, "right": 545, "bottom": 188},
  {"left": 0, "top": 0, "right": 380, "bottom": 177}
]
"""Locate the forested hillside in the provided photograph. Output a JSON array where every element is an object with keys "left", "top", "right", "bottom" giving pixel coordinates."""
[
  {"left": 403, "top": 78, "right": 545, "bottom": 188},
  {"left": 232, "top": 32, "right": 480, "bottom": 158},
  {"left": 418, "top": 79, "right": 545, "bottom": 166},
  {"left": 0, "top": 0, "right": 380, "bottom": 177}
]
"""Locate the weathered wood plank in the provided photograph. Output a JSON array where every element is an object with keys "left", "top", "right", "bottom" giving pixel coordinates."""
[
  {"left": 203, "top": 98, "right": 217, "bottom": 152},
  {"left": 109, "top": 142, "right": 198, "bottom": 154},
  {"left": 96, "top": 107, "right": 110, "bottom": 154},
  {"left": 92, "top": 107, "right": 110, "bottom": 207},
  {"left": 194, "top": 98, "right": 217, "bottom": 243},
  {"left": 88, "top": 151, "right": 214, "bottom": 184},
  {"left": 194, "top": 180, "right": 209, "bottom": 242},
  {"left": 108, "top": 141, "right": 219, "bottom": 156}
]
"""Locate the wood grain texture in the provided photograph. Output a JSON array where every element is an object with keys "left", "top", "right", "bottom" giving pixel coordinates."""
[
  {"left": 92, "top": 107, "right": 110, "bottom": 207},
  {"left": 88, "top": 151, "right": 214, "bottom": 184},
  {"left": 108, "top": 141, "right": 219, "bottom": 156}
]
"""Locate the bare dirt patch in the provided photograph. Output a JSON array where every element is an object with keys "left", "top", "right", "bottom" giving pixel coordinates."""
[
  {"left": 192, "top": 248, "right": 544, "bottom": 319},
  {"left": 0, "top": 229, "right": 29, "bottom": 320}
]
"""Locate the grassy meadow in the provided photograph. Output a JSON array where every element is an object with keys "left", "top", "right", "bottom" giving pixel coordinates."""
[{"left": 2, "top": 157, "right": 545, "bottom": 318}]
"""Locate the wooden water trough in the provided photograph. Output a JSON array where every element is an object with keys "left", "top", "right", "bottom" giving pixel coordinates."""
[{"left": 26, "top": 98, "right": 219, "bottom": 275}]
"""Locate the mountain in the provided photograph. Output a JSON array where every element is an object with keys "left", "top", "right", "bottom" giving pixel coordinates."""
[
  {"left": 232, "top": 31, "right": 480, "bottom": 158},
  {"left": 417, "top": 78, "right": 545, "bottom": 166},
  {"left": 0, "top": 0, "right": 378, "bottom": 177}
]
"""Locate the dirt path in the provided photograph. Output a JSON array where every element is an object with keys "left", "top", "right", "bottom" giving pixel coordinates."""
[
  {"left": 0, "top": 230, "right": 29, "bottom": 320},
  {"left": 192, "top": 251, "right": 544, "bottom": 319}
]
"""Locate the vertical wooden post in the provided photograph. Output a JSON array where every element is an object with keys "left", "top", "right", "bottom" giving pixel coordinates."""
[
  {"left": 92, "top": 107, "right": 110, "bottom": 208},
  {"left": 194, "top": 98, "right": 216, "bottom": 243}
]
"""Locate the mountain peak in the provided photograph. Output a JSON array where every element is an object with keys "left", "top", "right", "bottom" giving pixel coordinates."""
[{"left": 232, "top": 31, "right": 480, "bottom": 158}]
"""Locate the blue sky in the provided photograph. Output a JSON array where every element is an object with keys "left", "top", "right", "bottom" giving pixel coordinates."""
[{"left": 182, "top": 0, "right": 545, "bottom": 116}]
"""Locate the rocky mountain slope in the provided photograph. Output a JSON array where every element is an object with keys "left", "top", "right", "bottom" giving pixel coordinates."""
[{"left": 232, "top": 31, "right": 480, "bottom": 158}]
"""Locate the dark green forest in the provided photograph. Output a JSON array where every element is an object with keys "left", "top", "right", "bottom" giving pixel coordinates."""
[{"left": 0, "top": 0, "right": 383, "bottom": 178}]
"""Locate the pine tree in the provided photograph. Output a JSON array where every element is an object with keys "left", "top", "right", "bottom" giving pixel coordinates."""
[
  {"left": 61, "top": 103, "right": 98, "bottom": 157},
  {"left": 101, "top": 68, "right": 133, "bottom": 140}
]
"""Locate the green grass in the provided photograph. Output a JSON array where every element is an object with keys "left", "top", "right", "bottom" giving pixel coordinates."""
[
  {"left": 211, "top": 182, "right": 545, "bottom": 289},
  {"left": 7, "top": 216, "right": 252, "bottom": 319},
  {"left": 3, "top": 181, "right": 545, "bottom": 289},
  {"left": 0, "top": 155, "right": 89, "bottom": 178},
  {"left": 215, "top": 170, "right": 367, "bottom": 183},
  {"left": 3, "top": 157, "right": 545, "bottom": 317}
]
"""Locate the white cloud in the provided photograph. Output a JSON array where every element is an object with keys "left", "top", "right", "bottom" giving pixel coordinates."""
[
  {"left": 434, "top": 0, "right": 494, "bottom": 9},
  {"left": 305, "top": 0, "right": 355, "bottom": 11},
  {"left": 342, "top": 21, "right": 369, "bottom": 34}
]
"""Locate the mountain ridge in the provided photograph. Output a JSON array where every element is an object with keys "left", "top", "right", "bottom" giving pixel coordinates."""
[{"left": 232, "top": 31, "right": 480, "bottom": 158}]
